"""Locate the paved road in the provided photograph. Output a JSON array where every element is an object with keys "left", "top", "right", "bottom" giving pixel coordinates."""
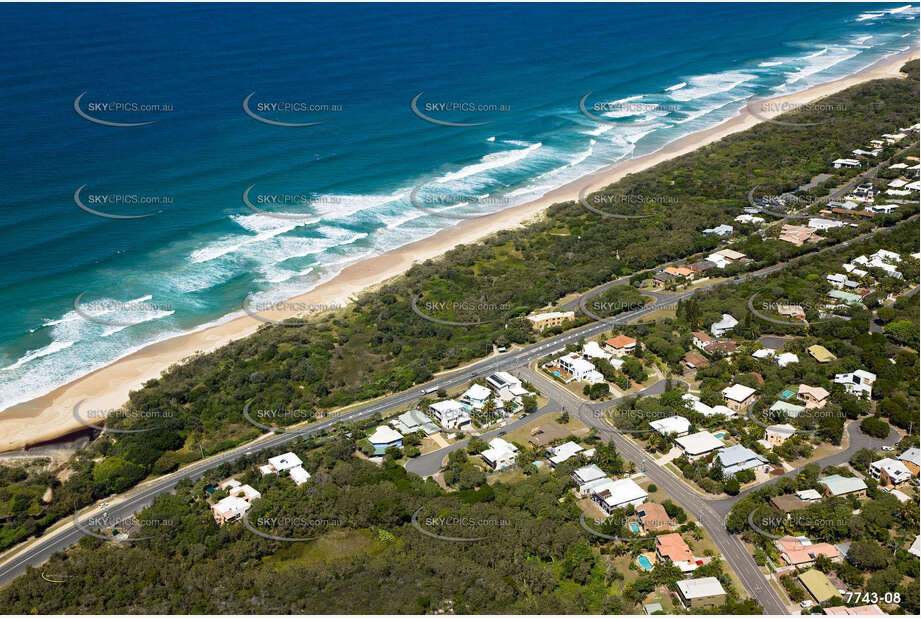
[{"left": 1, "top": 216, "right": 915, "bottom": 596}]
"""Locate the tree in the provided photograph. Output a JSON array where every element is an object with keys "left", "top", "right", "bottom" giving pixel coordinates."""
[
  {"left": 723, "top": 477, "right": 740, "bottom": 495},
  {"left": 860, "top": 416, "right": 890, "bottom": 439}
]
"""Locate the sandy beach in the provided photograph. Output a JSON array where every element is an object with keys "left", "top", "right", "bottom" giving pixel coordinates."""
[{"left": 2, "top": 47, "right": 917, "bottom": 452}]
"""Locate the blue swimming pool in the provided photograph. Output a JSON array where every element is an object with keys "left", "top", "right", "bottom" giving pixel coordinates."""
[
  {"left": 714, "top": 432, "right": 726, "bottom": 439},
  {"left": 637, "top": 555, "right": 654, "bottom": 571},
  {"left": 628, "top": 522, "right": 641, "bottom": 533},
  {"left": 781, "top": 389, "right": 796, "bottom": 399}
]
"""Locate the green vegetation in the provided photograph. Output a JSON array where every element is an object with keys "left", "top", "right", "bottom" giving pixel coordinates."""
[{"left": 1, "top": 61, "right": 917, "bottom": 558}]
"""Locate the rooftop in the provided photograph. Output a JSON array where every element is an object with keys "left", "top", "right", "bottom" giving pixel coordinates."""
[
  {"left": 676, "top": 577, "right": 726, "bottom": 599},
  {"left": 675, "top": 431, "right": 724, "bottom": 456},
  {"left": 819, "top": 474, "right": 867, "bottom": 496}
]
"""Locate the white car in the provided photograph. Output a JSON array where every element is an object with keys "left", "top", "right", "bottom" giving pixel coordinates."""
[
  {"left": 800, "top": 600, "right": 813, "bottom": 609},
  {"left": 881, "top": 445, "right": 895, "bottom": 451},
  {"left": 98, "top": 502, "right": 109, "bottom": 509}
]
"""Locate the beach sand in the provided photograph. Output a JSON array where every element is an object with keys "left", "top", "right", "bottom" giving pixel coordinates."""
[{"left": 2, "top": 48, "right": 917, "bottom": 452}]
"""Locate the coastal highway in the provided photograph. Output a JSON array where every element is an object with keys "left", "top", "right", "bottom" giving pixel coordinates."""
[{"left": 0, "top": 218, "right": 913, "bottom": 601}]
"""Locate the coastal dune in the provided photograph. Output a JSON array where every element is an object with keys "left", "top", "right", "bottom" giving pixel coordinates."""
[{"left": 1, "top": 48, "right": 917, "bottom": 452}]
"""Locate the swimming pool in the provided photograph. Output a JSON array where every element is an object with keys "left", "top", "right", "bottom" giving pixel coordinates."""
[
  {"left": 714, "top": 432, "right": 726, "bottom": 439},
  {"left": 781, "top": 389, "right": 796, "bottom": 399},
  {"left": 636, "top": 555, "right": 654, "bottom": 571},
  {"left": 628, "top": 522, "right": 641, "bottom": 533}
]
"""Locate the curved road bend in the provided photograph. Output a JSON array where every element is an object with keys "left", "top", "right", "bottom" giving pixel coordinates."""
[{"left": 0, "top": 217, "right": 913, "bottom": 592}]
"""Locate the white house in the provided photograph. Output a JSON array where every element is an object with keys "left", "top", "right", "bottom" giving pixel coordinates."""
[
  {"left": 485, "top": 372, "right": 529, "bottom": 397},
  {"left": 211, "top": 495, "right": 253, "bottom": 525},
  {"left": 547, "top": 441, "right": 585, "bottom": 467},
  {"left": 702, "top": 224, "right": 733, "bottom": 236},
  {"left": 429, "top": 399, "right": 471, "bottom": 430},
  {"left": 764, "top": 424, "right": 796, "bottom": 447},
  {"left": 368, "top": 425, "right": 404, "bottom": 455},
  {"left": 735, "top": 214, "right": 765, "bottom": 224},
  {"left": 676, "top": 431, "right": 724, "bottom": 460},
  {"left": 834, "top": 370, "right": 876, "bottom": 399},
  {"left": 776, "top": 352, "right": 799, "bottom": 368},
  {"left": 649, "top": 415, "right": 691, "bottom": 437},
  {"left": 722, "top": 384, "right": 757, "bottom": 412},
  {"left": 590, "top": 478, "right": 648, "bottom": 514},
  {"left": 710, "top": 314, "right": 738, "bottom": 337},
  {"left": 459, "top": 383, "right": 493, "bottom": 410},
  {"left": 557, "top": 353, "right": 603, "bottom": 383},
  {"left": 869, "top": 458, "right": 911, "bottom": 486},
  {"left": 582, "top": 340, "right": 612, "bottom": 361},
  {"left": 289, "top": 466, "right": 311, "bottom": 486},
  {"left": 266, "top": 452, "right": 304, "bottom": 474},
  {"left": 832, "top": 158, "right": 861, "bottom": 169},
  {"left": 572, "top": 464, "right": 608, "bottom": 495},
  {"left": 807, "top": 218, "right": 844, "bottom": 231},
  {"left": 481, "top": 437, "right": 519, "bottom": 470}
]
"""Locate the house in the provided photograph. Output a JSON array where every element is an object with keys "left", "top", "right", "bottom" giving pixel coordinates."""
[
  {"left": 526, "top": 311, "right": 574, "bottom": 331},
  {"left": 869, "top": 458, "right": 911, "bottom": 487},
  {"left": 777, "top": 537, "right": 840, "bottom": 568},
  {"left": 712, "top": 248, "right": 746, "bottom": 263},
  {"left": 710, "top": 314, "right": 738, "bottom": 337},
  {"left": 770, "top": 400, "right": 806, "bottom": 418},
  {"left": 675, "top": 577, "right": 726, "bottom": 609},
  {"left": 664, "top": 265, "right": 696, "bottom": 278},
  {"left": 722, "top": 384, "right": 757, "bottom": 412},
  {"left": 819, "top": 474, "right": 867, "bottom": 498},
  {"left": 528, "top": 423, "right": 571, "bottom": 447},
  {"left": 828, "top": 290, "right": 864, "bottom": 306},
  {"left": 808, "top": 217, "right": 845, "bottom": 231},
  {"left": 683, "top": 351, "right": 709, "bottom": 369},
  {"left": 643, "top": 603, "right": 665, "bottom": 615},
  {"left": 777, "top": 304, "right": 806, "bottom": 320},
  {"left": 655, "top": 532, "right": 697, "bottom": 572},
  {"left": 228, "top": 484, "right": 261, "bottom": 502},
  {"left": 637, "top": 502, "right": 673, "bottom": 532},
  {"left": 429, "top": 400, "right": 471, "bottom": 430},
  {"left": 770, "top": 494, "right": 807, "bottom": 513},
  {"left": 582, "top": 340, "right": 612, "bottom": 361},
  {"left": 459, "top": 383, "right": 492, "bottom": 410},
  {"left": 776, "top": 352, "right": 799, "bottom": 368},
  {"left": 716, "top": 444, "right": 768, "bottom": 477},
  {"left": 823, "top": 605, "right": 886, "bottom": 615},
  {"left": 572, "top": 464, "right": 608, "bottom": 495},
  {"left": 603, "top": 335, "right": 637, "bottom": 357},
  {"left": 796, "top": 489, "right": 823, "bottom": 503},
  {"left": 764, "top": 423, "right": 796, "bottom": 446},
  {"left": 288, "top": 466, "right": 311, "bottom": 486},
  {"left": 702, "top": 224, "right": 733, "bottom": 236},
  {"left": 266, "top": 452, "right": 304, "bottom": 474},
  {"left": 898, "top": 448, "right": 920, "bottom": 476},
  {"left": 909, "top": 535, "right": 921, "bottom": 559},
  {"left": 807, "top": 345, "right": 837, "bottom": 363},
  {"left": 557, "top": 353, "right": 603, "bottom": 383},
  {"left": 888, "top": 178, "right": 908, "bottom": 188},
  {"left": 649, "top": 415, "right": 691, "bottom": 437},
  {"left": 546, "top": 441, "right": 585, "bottom": 467},
  {"left": 779, "top": 224, "right": 821, "bottom": 246},
  {"left": 481, "top": 437, "right": 518, "bottom": 470},
  {"left": 870, "top": 203, "right": 899, "bottom": 214},
  {"left": 735, "top": 214, "right": 765, "bottom": 224},
  {"left": 826, "top": 273, "right": 859, "bottom": 289},
  {"left": 368, "top": 425, "right": 403, "bottom": 455},
  {"left": 832, "top": 158, "right": 861, "bottom": 168},
  {"left": 485, "top": 372, "right": 529, "bottom": 398},
  {"left": 652, "top": 271, "right": 676, "bottom": 286},
  {"left": 833, "top": 370, "right": 876, "bottom": 399},
  {"left": 391, "top": 409, "right": 441, "bottom": 435},
  {"left": 590, "top": 478, "right": 648, "bottom": 514},
  {"left": 675, "top": 431, "right": 724, "bottom": 460},
  {"left": 799, "top": 569, "right": 838, "bottom": 604},
  {"left": 688, "top": 259, "right": 717, "bottom": 274},
  {"left": 211, "top": 495, "right": 253, "bottom": 525},
  {"left": 691, "top": 331, "right": 714, "bottom": 352},
  {"left": 797, "top": 385, "right": 829, "bottom": 409}
]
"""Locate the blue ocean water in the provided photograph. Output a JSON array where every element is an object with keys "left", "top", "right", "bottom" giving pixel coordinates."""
[{"left": 0, "top": 3, "right": 917, "bottom": 408}]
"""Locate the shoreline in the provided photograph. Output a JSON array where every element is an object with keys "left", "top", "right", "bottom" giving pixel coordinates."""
[{"left": 2, "top": 47, "right": 917, "bottom": 452}]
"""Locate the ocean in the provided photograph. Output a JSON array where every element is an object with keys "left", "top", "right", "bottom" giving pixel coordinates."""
[{"left": 0, "top": 2, "right": 917, "bottom": 409}]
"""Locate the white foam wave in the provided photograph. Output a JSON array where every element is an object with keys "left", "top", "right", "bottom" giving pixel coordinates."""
[
  {"left": 758, "top": 61, "right": 784, "bottom": 67},
  {"left": 667, "top": 71, "right": 756, "bottom": 101},
  {"left": 2, "top": 340, "right": 75, "bottom": 371},
  {"left": 434, "top": 142, "right": 542, "bottom": 184},
  {"left": 665, "top": 81, "right": 687, "bottom": 92}
]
